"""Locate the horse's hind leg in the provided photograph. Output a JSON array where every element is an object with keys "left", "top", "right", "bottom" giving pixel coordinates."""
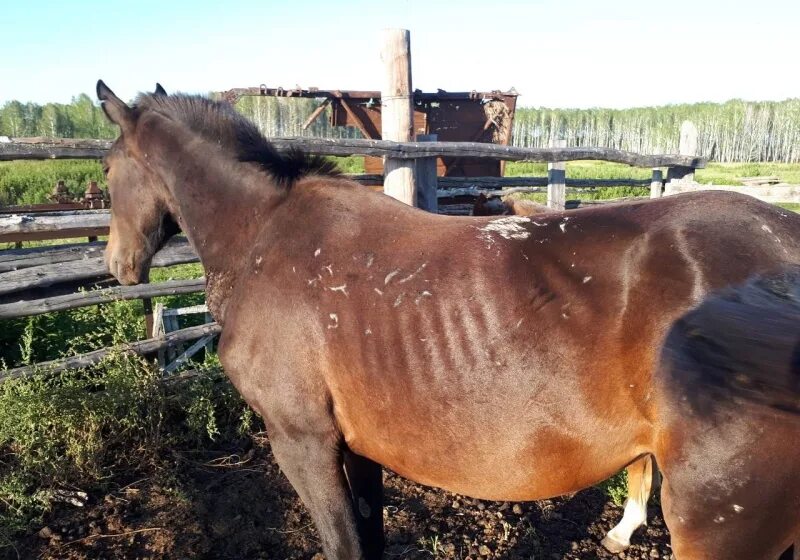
[
  {"left": 344, "top": 449, "right": 385, "bottom": 559},
  {"left": 602, "top": 455, "right": 654, "bottom": 553}
]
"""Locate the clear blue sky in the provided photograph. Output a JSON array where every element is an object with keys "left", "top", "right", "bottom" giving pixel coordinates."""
[{"left": 3, "top": 0, "right": 799, "bottom": 108}]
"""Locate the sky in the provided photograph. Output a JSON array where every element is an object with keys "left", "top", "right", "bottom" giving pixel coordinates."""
[{"left": 2, "top": 0, "right": 799, "bottom": 109}]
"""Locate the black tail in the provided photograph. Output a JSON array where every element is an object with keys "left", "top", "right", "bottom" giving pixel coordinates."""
[{"left": 661, "top": 266, "right": 800, "bottom": 415}]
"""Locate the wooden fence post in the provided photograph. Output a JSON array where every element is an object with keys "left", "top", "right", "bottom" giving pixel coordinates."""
[
  {"left": 380, "top": 28, "right": 417, "bottom": 206},
  {"left": 650, "top": 168, "right": 664, "bottom": 198},
  {"left": 666, "top": 121, "right": 698, "bottom": 185},
  {"left": 547, "top": 139, "right": 566, "bottom": 210},
  {"left": 416, "top": 134, "right": 438, "bottom": 213}
]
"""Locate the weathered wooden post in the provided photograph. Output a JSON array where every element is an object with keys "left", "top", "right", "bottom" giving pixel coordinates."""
[
  {"left": 416, "top": 134, "right": 438, "bottom": 213},
  {"left": 84, "top": 181, "right": 103, "bottom": 242},
  {"left": 547, "top": 139, "right": 566, "bottom": 210},
  {"left": 51, "top": 180, "right": 70, "bottom": 204},
  {"left": 650, "top": 168, "right": 664, "bottom": 199},
  {"left": 83, "top": 180, "right": 103, "bottom": 210},
  {"left": 666, "top": 121, "right": 698, "bottom": 185},
  {"left": 380, "top": 28, "right": 417, "bottom": 206}
]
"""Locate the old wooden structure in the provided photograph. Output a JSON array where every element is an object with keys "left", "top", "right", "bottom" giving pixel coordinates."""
[{"left": 218, "top": 87, "right": 519, "bottom": 179}]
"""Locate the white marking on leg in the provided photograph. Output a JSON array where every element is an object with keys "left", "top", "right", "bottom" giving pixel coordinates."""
[{"left": 604, "top": 497, "right": 647, "bottom": 550}]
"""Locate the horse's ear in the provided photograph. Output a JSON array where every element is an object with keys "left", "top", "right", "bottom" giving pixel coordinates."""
[
  {"left": 154, "top": 83, "right": 167, "bottom": 96},
  {"left": 97, "top": 79, "right": 134, "bottom": 134}
]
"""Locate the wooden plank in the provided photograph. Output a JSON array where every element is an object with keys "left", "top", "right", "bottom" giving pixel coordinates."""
[
  {"left": 2, "top": 227, "right": 108, "bottom": 243},
  {"left": 266, "top": 138, "right": 707, "bottom": 168},
  {"left": 0, "top": 203, "right": 86, "bottom": 213},
  {"left": 0, "top": 240, "right": 199, "bottom": 296},
  {"left": 438, "top": 186, "right": 548, "bottom": 199},
  {"left": 0, "top": 137, "right": 111, "bottom": 160},
  {"left": 547, "top": 140, "right": 567, "bottom": 210},
  {"left": 650, "top": 169, "right": 664, "bottom": 199},
  {"left": 1, "top": 137, "right": 706, "bottom": 169},
  {"left": 347, "top": 175, "right": 652, "bottom": 189},
  {"left": 162, "top": 304, "right": 209, "bottom": 316},
  {"left": 0, "top": 240, "right": 107, "bottom": 272},
  {"left": 0, "top": 210, "right": 110, "bottom": 242},
  {"left": 301, "top": 99, "right": 330, "bottom": 130},
  {"left": 415, "top": 134, "right": 438, "bottom": 213},
  {"left": 162, "top": 334, "right": 216, "bottom": 375},
  {"left": 663, "top": 183, "right": 800, "bottom": 204},
  {"left": 337, "top": 97, "right": 382, "bottom": 140},
  {"left": 740, "top": 176, "right": 781, "bottom": 186},
  {"left": 0, "top": 323, "right": 222, "bottom": 382},
  {"left": 0, "top": 237, "right": 192, "bottom": 271},
  {"left": 381, "top": 29, "right": 417, "bottom": 206}
]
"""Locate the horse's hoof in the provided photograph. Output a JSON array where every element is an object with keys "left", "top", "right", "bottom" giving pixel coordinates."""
[{"left": 601, "top": 535, "right": 629, "bottom": 554}]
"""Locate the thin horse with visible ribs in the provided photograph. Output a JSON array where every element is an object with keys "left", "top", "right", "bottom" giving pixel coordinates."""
[{"left": 96, "top": 79, "right": 800, "bottom": 559}]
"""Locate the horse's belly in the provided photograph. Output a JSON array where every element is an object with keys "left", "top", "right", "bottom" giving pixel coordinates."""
[{"left": 337, "top": 394, "right": 642, "bottom": 502}]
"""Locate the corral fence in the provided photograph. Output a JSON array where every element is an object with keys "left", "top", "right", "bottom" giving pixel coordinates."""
[{"left": 2, "top": 128, "right": 796, "bottom": 383}]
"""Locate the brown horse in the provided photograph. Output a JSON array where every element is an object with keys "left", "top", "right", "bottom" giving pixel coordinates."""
[{"left": 97, "top": 80, "right": 800, "bottom": 559}]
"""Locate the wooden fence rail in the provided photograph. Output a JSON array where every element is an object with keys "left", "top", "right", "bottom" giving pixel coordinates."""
[
  {"left": 0, "top": 209, "right": 109, "bottom": 243},
  {"left": 0, "top": 322, "right": 221, "bottom": 382},
  {"left": 0, "top": 237, "right": 198, "bottom": 296},
  {"left": 0, "top": 136, "right": 706, "bottom": 168},
  {"left": 0, "top": 277, "right": 205, "bottom": 319}
]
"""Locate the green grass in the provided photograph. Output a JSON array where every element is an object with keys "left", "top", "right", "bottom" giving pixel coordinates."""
[
  {"left": 0, "top": 160, "right": 104, "bottom": 206},
  {"left": 506, "top": 161, "right": 800, "bottom": 187},
  {"left": 329, "top": 155, "right": 365, "bottom": 174}
]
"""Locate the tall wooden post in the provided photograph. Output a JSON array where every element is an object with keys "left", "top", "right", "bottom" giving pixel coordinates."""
[
  {"left": 547, "top": 139, "right": 566, "bottom": 210},
  {"left": 381, "top": 28, "right": 417, "bottom": 206},
  {"left": 650, "top": 168, "right": 664, "bottom": 199},
  {"left": 416, "top": 134, "right": 438, "bottom": 213},
  {"left": 666, "top": 121, "right": 698, "bottom": 185}
]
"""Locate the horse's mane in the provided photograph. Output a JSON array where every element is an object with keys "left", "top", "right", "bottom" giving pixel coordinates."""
[{"left": 134, "top": 93, "right": 339, "bottom": 186}]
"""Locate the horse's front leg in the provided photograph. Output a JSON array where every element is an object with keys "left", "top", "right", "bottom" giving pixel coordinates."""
[
  {"left": 344, "top": 449, "right": 385, "bottom": 559},
  {"left": 268, "top": 428, "right": 365, "bottom": 560}
]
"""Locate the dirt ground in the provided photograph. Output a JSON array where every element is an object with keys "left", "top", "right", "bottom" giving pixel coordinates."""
[{"left": 11, "top": 437, "right": 672, "bottom": 560}]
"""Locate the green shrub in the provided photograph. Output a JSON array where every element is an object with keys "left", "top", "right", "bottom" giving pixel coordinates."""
[
  {"left": 0, "top": 160, "right": 104, "bottom": 206},
  {"left": 0, "top": 296, "right": 257, "bottom": 546}
]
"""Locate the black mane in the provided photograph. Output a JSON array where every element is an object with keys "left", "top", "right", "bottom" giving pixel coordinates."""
[{"left": 135, "top": 93, "right": 339, "bottom": 185}]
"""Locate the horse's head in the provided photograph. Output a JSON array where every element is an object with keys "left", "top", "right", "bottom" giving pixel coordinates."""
[{"left": 97, "top": 80, "right": 179, "bottom": 285}]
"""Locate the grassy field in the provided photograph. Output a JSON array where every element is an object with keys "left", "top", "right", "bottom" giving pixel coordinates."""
[{"left": 505, "top": 160, "right": 800, "bottom": 186}]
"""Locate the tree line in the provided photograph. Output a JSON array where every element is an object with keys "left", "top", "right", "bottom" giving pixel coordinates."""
[{"left": 3, "top": 94, "right": 800, "bottom": 162}]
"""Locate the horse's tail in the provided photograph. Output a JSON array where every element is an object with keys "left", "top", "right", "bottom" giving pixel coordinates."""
[{"left": 660, "top": 266, "right": 800, "bottom": 415}]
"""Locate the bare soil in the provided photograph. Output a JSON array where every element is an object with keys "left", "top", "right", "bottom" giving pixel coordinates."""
[{"left": 10, "top": 437, "right": 672, "bottom": 560}]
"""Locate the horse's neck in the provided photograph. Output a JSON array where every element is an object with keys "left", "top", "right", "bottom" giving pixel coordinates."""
[{"left": 150, "top": 137, "right": 281, "bottom": 321}]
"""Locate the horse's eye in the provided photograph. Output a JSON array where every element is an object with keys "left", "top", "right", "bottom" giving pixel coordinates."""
[{"left": 102, "top": 165, "right": 110, "bottom": 177}]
